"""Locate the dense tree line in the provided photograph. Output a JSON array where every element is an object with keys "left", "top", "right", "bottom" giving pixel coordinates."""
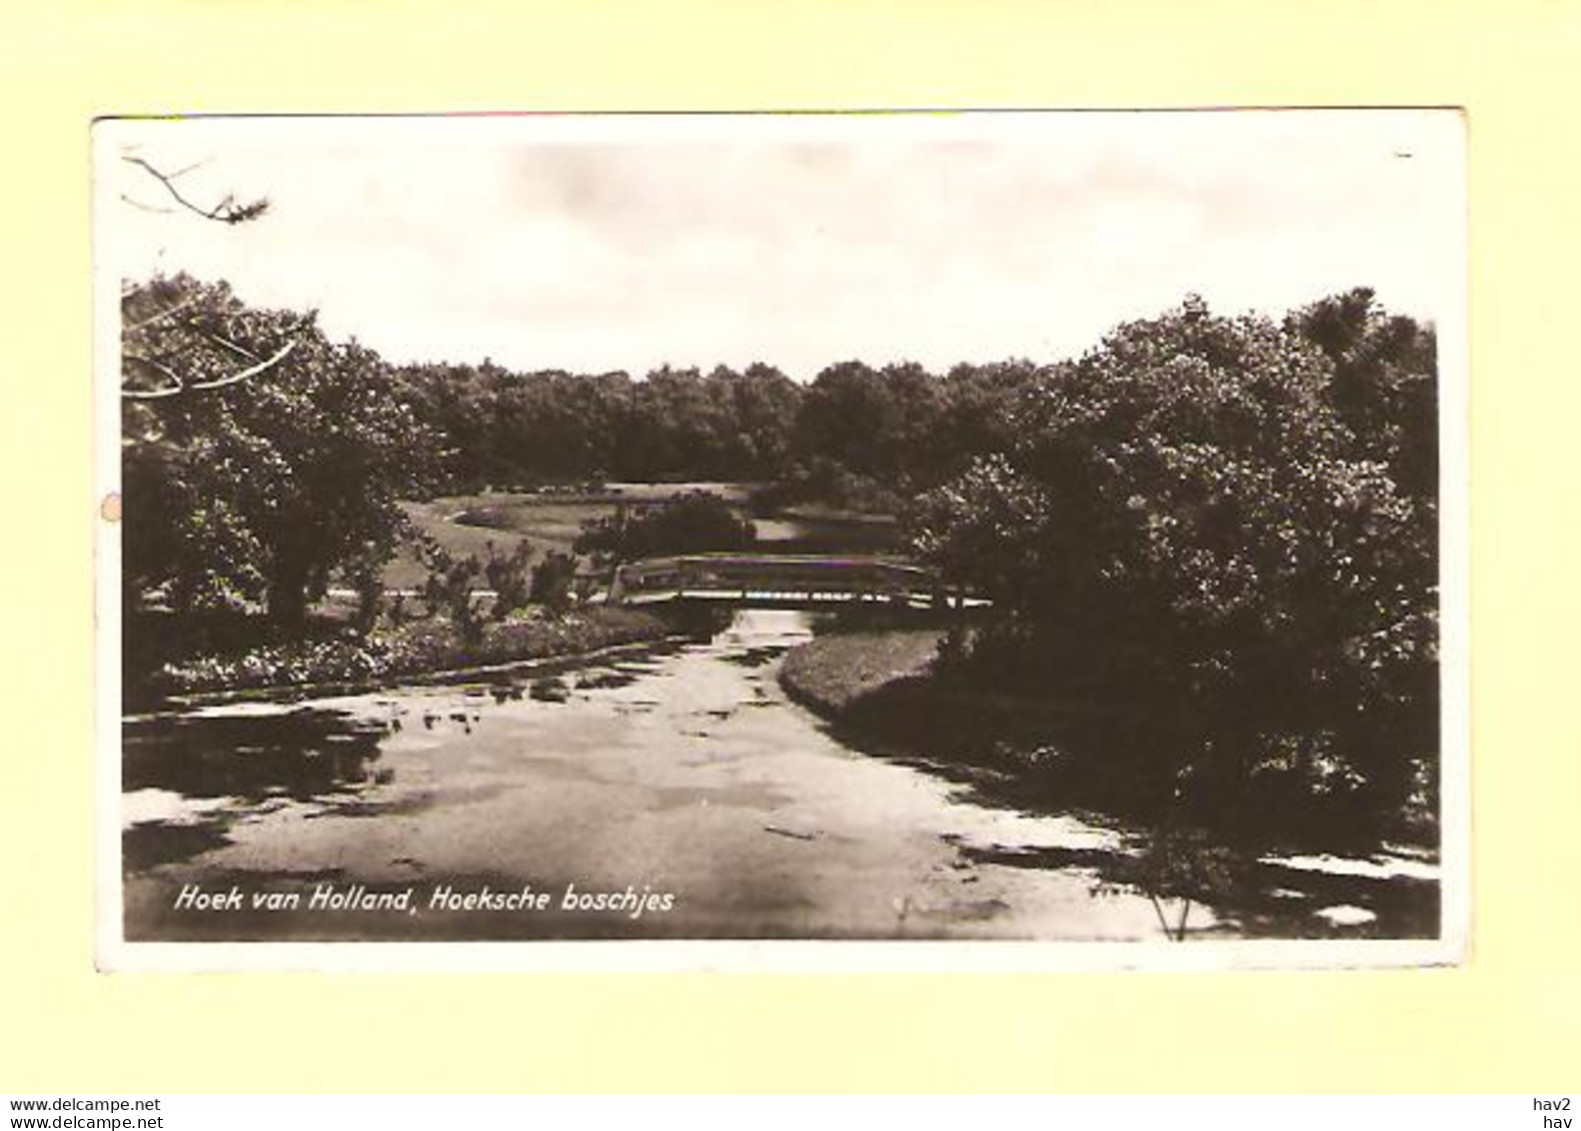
[
  {"left": 393, "top": 355, "right": 1042, "bottom": 497},
  {"left": 394, "top": 361, "right": 805, "bottom": 486}
]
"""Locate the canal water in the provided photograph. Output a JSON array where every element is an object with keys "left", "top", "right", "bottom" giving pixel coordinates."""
[{"left": 120, "top": 610, "right": 1437, "bottom": 942}]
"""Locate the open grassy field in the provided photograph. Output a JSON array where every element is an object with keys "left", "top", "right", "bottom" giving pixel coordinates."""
[
  {"left": 384, "top": 482, "right": 898, "bottom": 588},
  {"left": 383, "top": 483, "right": 758, "bottom": 588},
  {"left": 384, "top": 497, "right": 586, "bottom": 588}
]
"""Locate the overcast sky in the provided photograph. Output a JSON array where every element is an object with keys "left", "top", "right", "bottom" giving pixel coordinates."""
[{"left": 97, "top": 111, "right": 1464, "bottom": 381}]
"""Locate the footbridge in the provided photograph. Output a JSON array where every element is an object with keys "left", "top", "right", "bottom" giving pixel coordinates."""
[{"left": 603, "top": 553, "right": 988, "bottom": 612}]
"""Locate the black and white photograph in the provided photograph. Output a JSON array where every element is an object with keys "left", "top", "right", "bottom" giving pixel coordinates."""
[{"left": 95, "top": 110, "right": 1466, "bottom": 966}]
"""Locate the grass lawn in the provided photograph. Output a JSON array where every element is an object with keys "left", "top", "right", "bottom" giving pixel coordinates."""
[
  {"left": 384, "top": 481, "right": 882, "bottom": 588},
  {"left": 386, "top": 485, "right": 751, "bottom": 588},
  {"left": 385, "top": 496, "right": 594, "bottom": 587}
]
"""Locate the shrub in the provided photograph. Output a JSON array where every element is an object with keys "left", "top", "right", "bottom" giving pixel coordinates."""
[
  {"left": 346, "top": 557, "right": 385, "bottom": 635},
  {"left": 574, "top": 491, "right": 756, "bottom": 563},
  {"left": 483, "top": 539, "right": 533, "bottom": 620},
  {"left": 420, "top": 547, "right": 484, "bottom": 646},
  {"left": 530, "top": 550, "right": 580, "bottom": 612}
]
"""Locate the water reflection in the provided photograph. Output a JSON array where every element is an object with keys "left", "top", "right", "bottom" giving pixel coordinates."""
[
  {"left": 122, "top": 708, "right": 399, "bottom": 877},
  {"left": 952, "top": 836, "right": 1438, "bottom": 938},
  {"left": 121, "top": 610, "right": 1439, "bottom": 941},
  {"left": 529, "top": 677, "right": 570, "bottom": 703},
  {"left": 124, "top": 709, "right": 389, "bottom": 801},
  {"left": 122, "top": 820, "right": 232, "bottom": 873},
  {"left": 754, "top": 516, "right": 900, "bottom": 556}
]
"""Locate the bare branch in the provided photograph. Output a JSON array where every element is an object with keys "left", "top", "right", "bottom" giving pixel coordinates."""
[
  {"left": 189, "top": 339, "right": 295, "bottom": 389},
  {"left": 122, "top": 155, "right": 270, "bottom": 225},
  {"left": 202, "top": 331, "right": 261, "bottom": 364},
  {"left": 1148, "top": 893, "right": 1172, "bottom": 938},
  {"left": 119, "top": 193, "right": 177, "bottom": 215},
  {"left": 121, "top": 354, "right": 187, "bottom": 399},
  {"left": 165, "top": 158, "right": 210, "bottom": 180}
]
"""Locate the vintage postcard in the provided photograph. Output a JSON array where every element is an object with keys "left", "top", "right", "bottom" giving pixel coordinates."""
[{"left": 94, "top": 109, "right": 1467, "bottom": 970}]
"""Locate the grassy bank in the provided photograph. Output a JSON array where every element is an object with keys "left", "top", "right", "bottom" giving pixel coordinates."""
[
  {"left": 132, "top": 605, "right": 677, "bottom": 706},
  {"left": 779, "top": 627, "right": 1096, "bottom": 782},
  {"left": 783, "top": 630, "right": 1154, "bottom": 811}
]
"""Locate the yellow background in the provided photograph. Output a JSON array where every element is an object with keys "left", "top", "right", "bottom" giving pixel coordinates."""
[{"left": 2, "top": 0, "right": 1576, "bottom": 1092}]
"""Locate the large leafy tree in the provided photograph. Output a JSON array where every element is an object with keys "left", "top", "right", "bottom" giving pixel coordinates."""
[
  {"left": 906, "top": 294, "right": 1438, "bottom": 814},
  {"left": 122, "top": 273, "right": 434, "bottom": 626}
]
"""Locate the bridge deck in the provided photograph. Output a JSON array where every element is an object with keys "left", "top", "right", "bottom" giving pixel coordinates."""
[
  {"left": 604, "top": 552, "right": 987, "bottom": 610},
  {"left": 617, "top": 588, "right": 989, "bottom": 610}
]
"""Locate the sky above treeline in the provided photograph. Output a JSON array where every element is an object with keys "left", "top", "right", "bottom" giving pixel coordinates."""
[{"left": 98, "top": 111, "right": 1464, "bottom": 382}]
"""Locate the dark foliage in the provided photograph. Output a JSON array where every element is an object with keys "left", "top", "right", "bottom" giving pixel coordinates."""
[
  {"left": 529, "top": 550, "right": 580, "bottom": 612},
  {"left": 419, "top": 547, "right": 485, "bottom": 646},
  {"left": 482, "top": 540, "right": 534, "bottom": 620},
  {"left": 394, "top": 360, "right": 804, "bottom": 490},
  {"left": 574, "top": 491, "right": 757, "bottom": 563}
]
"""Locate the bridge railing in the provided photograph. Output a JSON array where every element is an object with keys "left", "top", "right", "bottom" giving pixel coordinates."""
[{"left": 606, "top": 553, "right": 978, "bottom": 608}]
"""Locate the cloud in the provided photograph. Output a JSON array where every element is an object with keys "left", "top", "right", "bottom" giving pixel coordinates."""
[{"left": 98, "top": 111, "right": 1461, "bottom": 380}]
